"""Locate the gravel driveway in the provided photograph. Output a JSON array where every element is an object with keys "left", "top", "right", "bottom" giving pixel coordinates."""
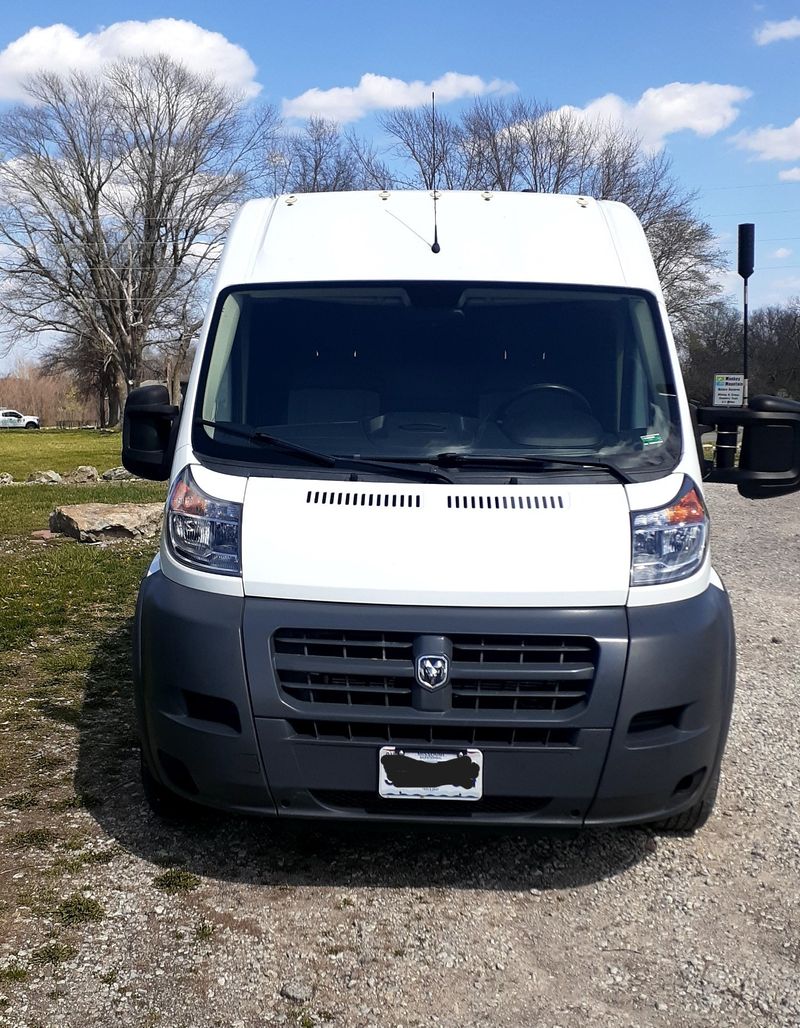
[{"left": 1, "top": 483, "right": 798, "bottom": 1028}]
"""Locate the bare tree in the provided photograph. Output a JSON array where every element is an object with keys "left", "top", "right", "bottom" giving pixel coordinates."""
[
  {"left": 269, "top": 117, "right": 395, "bottom": 194},
  {"left": 380, "top": 97, "right": 725, "bottom": 325},
  {"left": 0, "top": 55, "right": 279, "bottom": 421},
  {"left": 674, "top": 300, "right": 742, "bottom": 403},
  {"left": 675, "top": 297, "right": 800, "bottom": 403},
  {"left": 750, "top": 300, "right": 800, "bottom": 398},
  {"left": 343, "top": 129, "right": 396, "bottom": 190},
  {"left": 379, "top": 107, "right": 466, "bottom": 190},
  {"left": 39, "top": 328, "right": 121, "bottom": 426}
]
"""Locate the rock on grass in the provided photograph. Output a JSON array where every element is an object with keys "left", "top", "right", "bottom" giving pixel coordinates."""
[
  {"left": 49, "top": 502, "right": 163, "bottom": 543},
  {"left": 26, "top": 470, "right": 62, "bottom": 484}
]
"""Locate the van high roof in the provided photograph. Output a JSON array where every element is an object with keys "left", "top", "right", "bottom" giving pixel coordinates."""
[{"left": 214, "top": 190, "right": 663, "bottom": 297}]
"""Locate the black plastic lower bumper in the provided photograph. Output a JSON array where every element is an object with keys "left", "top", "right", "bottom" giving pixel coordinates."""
[{"left": 133, "top": 571, "right": 735, "bottom": 827}]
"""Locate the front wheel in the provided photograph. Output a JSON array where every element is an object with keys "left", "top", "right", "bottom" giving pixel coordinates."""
[
  {"left": 25, "top": 422, "right": 38, "bottom": 429},
  {"left": 650, "top": 766, "right": 721, "bottom": 835},
  {"left": 140, "top": 752, "right": 195, "bottom": 820}
]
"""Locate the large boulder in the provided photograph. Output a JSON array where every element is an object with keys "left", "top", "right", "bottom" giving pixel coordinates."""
[
  {"left": 27, "top": 470, "right": 63, "bottom": 484},
  {"left": 65, "top": 465, "right": 100, "bottom": 484},
  {"left": 49, "top": 503, "right": 163, "bottom": 543},
  {"left": 101, "top": 466, "right": 138, "bottom": 481}
]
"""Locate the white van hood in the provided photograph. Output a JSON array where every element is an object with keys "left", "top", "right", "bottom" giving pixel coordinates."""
[{"left": 241, "top": 478, "right": 632, "bottom": 607}]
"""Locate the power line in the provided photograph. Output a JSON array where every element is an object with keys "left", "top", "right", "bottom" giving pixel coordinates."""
[
  {"left": 705, "top": 208, "right": 800, "bottom": 218},
  {"left": 696, "top": 182, "right": 798, "bottom": 191}
]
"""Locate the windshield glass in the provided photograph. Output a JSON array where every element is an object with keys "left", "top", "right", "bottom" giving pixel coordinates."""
[{"left": 193, "top": 282, "right": 681, "bottom": 474}]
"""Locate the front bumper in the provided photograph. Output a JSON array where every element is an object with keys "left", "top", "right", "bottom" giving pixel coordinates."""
[{"left": 133, "top": 573, "right": 735, "bottom": 827}]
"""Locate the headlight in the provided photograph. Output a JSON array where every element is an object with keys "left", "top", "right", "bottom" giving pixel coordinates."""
[
  {"left": 167, "top": 466, "right": 242, "bottom": 575},
  {"left": 631, "top": 477, "right": 709, "bottom": 586}
]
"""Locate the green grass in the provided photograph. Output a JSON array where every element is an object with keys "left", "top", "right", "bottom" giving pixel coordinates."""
[
  {"left": 0, "top": 963, "right": 29, "bottom": 984},
  {"left": 0, "top": 429, "right": 124, "bottom": 479},
  {"left": 0, "top": 533, "right": 158, "bottom": 650},
  {"left": 50, "top": 847, "right": 118, "bottom": 875},
  {"left": 0, "top": 481, "right": 166, "bottom": 537},
  {"left": 4, "top": 791, "right": 38, "bottom": 811},
  {"left": 0, "top": 482, "right": 164, "bottom": 655},
  {"left": 152, "top": 868, "right": 201, "bottom": 894},
  {"left": 0, "top": 430, "right": 168, "bottom": 956},
  {"left": 55, "top": 893, "right": 106, "bottom": 926},
  {"left": 49, "top": 791, "right": 103, "bottom": 812},
  {"left": 0, "top": 476, "right": 159, "bottom": 801},
  {"left": 6, "top": 828, "right": 59, "bottom": 850},
  {"left": 31, "top": 942, "right": 77, "bottom": 966}
]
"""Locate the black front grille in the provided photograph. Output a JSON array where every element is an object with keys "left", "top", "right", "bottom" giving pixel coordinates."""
[
  {"left": 273, "top": 629, "right": 596, "bottom": 714},
  {"left": 273, "top": 629, "right": 414, "bottom": 707},
  {"left": 310, "top": 790, "right": 552, "bottom": 817},
  {"left": 288, "top": 720, "right": 579, "bottom": 749}
]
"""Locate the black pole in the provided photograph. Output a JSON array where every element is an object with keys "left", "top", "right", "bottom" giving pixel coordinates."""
[
  {"left": 738, "top": 223, "right": 755, "bottom": 406},
  {"left": 742, "top": 278, "right": 749, "bottom": 383}
]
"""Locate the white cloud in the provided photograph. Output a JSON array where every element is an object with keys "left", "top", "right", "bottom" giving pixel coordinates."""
[
  {"left": 754, "top": 17, "right": 800, "bottom": 44},
  {"left": 778, "top": 166, "right": 800, "bottom": 181},
  {"left": 282, "top": 71, "right": 517, "bottom": 122},
  {"left": 557, "top": 81, "right": 751, "bottom": 151},
  {"left": 0, "top": 20, "right": 260, "bottom": 102},
  {"left": 734, "top": 116, "right": 800, "bottom": 161},
  {"left": 772, "top": 247, "right": 792, "bottom": 259}
]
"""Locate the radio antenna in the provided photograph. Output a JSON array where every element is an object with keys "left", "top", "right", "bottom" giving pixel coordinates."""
[{"left": 431, "top": 91, "right": 440, "bottom": 253}]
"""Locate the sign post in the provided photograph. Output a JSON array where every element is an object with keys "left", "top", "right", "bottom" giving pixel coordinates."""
[{"left": 712, "top": 373, "right": 745, "bottom": 467}]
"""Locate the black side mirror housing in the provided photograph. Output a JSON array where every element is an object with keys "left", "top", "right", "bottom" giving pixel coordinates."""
[
  {"left": 697, "top": 395, "right": 800, "bottom": 499},
  {"left": 122, "top": 384, "right": 180, "bottom": 481}
]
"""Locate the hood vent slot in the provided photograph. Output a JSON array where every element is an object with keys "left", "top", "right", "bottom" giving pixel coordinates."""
[
  {"left": 306, "top": 489, "right": 422, "bottom": 508},
  {"left": 447, "top": 494, "right": 567, "bottom": 510}
]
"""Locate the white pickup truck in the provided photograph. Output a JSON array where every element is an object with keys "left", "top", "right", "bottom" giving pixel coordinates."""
[{"left": 0, "top": 408, "right": 39, "bottom": 429}]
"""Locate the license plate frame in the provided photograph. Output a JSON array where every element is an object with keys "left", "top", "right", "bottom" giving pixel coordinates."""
[{"left": 378, "top": 747, "right": 483, "bottom": 800}]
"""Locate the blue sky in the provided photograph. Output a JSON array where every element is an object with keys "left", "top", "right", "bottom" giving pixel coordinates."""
[{"left": 1, "top": 1, "right": 799, "bottom": 368}]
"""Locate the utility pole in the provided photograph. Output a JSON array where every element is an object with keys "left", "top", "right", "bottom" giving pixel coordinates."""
[{"left": 738, "top": 223, "right": 755, "bottom": 407}]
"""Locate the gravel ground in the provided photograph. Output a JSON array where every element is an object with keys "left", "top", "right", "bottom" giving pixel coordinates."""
[{"left": 1, "top": 483, "right": 798, "bottom": 1028}]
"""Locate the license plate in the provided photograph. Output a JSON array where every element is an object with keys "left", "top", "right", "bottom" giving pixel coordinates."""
[{"left": 378, "top": 747, "right": 483, "bottom": 800}]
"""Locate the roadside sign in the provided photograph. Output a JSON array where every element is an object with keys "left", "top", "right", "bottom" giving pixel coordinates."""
[{"left": 713, "top": 374, "right": 745, "bottom": 407}]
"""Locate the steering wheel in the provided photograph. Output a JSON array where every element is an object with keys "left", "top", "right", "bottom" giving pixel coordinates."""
[{"left": 488, "top": 383, "right": 592, "bottom": 425}]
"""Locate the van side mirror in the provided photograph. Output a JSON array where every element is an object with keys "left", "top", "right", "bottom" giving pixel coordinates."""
[
  {"left": 697, "top": 395, "right": 800, "bottom": 499},
  {"left": 122, "top": 384, "right": 180, "bottom": 481}
]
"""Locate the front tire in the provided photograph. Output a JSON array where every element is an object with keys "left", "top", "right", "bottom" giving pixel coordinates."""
[
  {"left": 25, "top": 421, "right": 38, "bottom": 429},
  {"left": 650, "top": 766, "right": 721, "bottom": 835},
  {"left": 140, "top": 752, "right": 195, "bottom": 819}
]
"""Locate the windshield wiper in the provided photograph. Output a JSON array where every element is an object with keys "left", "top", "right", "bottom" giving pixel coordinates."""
[
  {"left": 195, "top": 420, "right": 453, "bottom": 484},
  {"left": 377, "top": 451, "right": 634, "bottom": 485}
]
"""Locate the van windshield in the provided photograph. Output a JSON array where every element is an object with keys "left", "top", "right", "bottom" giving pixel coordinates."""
[{"left": 193, "top": 282, "right": 681, "bottom": 475}]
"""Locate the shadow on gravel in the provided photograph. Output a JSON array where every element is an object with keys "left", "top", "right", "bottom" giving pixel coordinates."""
[{"left": 76, "top": 620, "right": 652, "bottom": 892}]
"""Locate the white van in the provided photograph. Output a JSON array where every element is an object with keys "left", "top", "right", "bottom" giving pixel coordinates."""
[{"left": 123, "top": 191, "right": 800, "bottom": 831}]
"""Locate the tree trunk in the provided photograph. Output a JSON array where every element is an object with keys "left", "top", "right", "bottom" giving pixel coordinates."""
[{"left": 107, "top": 386, "right": 121, "bottom": 429}]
